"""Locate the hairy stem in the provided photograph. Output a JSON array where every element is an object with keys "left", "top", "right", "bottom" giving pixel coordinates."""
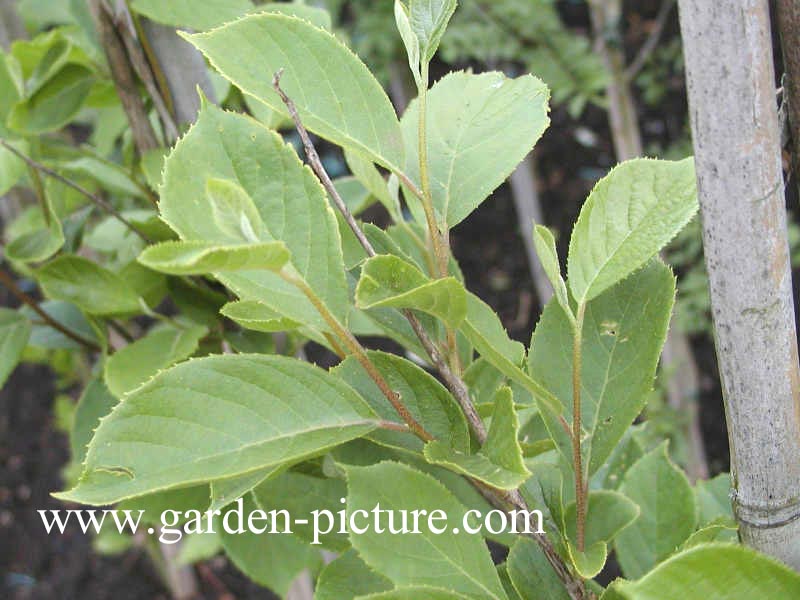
[
  {"left": 572, "top": 302, "right": 586, "bottom": 552},
  {"left": 0, "top": 139, "right": 151, "bottom": 243},
  {"left": 417, "top": 62, "right": 450, "bottom": 279},
  {"left": 280, "top": 270, "right": 433, "bottom": 442},
  {"left": 89, "top": 0, "right": 159, "bottom": 155},
  {"left": 0, "top": 267, "right": 101, "bottom": 352},
  {"left": 416, "top": 64, "right": 462, "bottom": 373}
]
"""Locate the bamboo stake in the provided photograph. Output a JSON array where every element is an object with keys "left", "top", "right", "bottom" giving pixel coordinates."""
[{"left": 677, "top": 0, "right": 800, "bottom": 569}]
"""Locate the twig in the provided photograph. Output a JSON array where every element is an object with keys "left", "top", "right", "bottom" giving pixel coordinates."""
[
  {"left": 0, "top": 267, "right": 101, "bottom": 352},
  {"left": 108, "top": 319, "right": 134, "bottom": 343},
  {"left": 89, "top": 0, "right": 160, "bottom": 155},
  {"left": 273, "top": 71, "right": 376, "bottom": 255},
  {"left": 0, "top": 139, "right": 151, "bottom": 243},
  {"left": 109, "top": 2, "right": 179, "bottom": 142},
  {"left": 377, "top": 420, "right": 412, "bottom": 433},
  {"left": 280, "top": 270, "right": 433, "bottom": 442},
  {"left": 272, "top": 70, "right": 488, "bottom": 443},
  {"left": 624, "top": 0, "right": 676, "bottom": 82}
]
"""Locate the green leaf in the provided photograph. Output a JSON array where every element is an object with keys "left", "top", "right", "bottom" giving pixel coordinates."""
[
  {"left": 359, "top": 588, "right": 470, "bottom": 600},
  {"left": 8, "top": 64, "right": 95, "bottom": 134},
  {"left": 254, "top": 472, "right": 349, "bottom": 550},
  {"left": 567, "top": 157, "right": 697, "bottom": 303},
  {"left": 205, "top": 177, "right": 265, "bottom": 243},
  {"left": 316, "top": 549, "right": 392, "bottom": 600},
  {"left": 498, "top": 563, "right": 523, "bottom": 600},
  {"left": 118, "top": 485, "right": 210, "bottom": 525},
  {"left": 131, "top": 0, "right": 253, "bottom": 30},
  {"left": 37, "top": 255, "right": 142, "bottom": 315},
  {"left": 529, "top": 259, "right": 675, "bottom": 475},
  {"left": 461, "top": 293, "right": 524, "bottom": 370},
  {"left": 603, "top": 544, "right": 800, "bottom": 600},
  {"left": 507, "top": 537, "right": 570, "bottom": 600},
  {"left": 695, "top": 473, "right": 733, "bottom": 526},
  {"left": 55, "top": 354, "right": 379, "bottom": 505},
  {"left": 103, "top": 324, "right": 207, "bottom": 398},
  {"left": 521, "top": 463, "right": 565, "bottom": 536},
  {"left": 564, "top": 490, "right": 640, "bottom": 549},
  {"left": 681, "top": 520, "right": 738, "bottom": 549},
  {"left": 335, "top": 176, "right": 374, "bottom": 216},
  {"left": 185, "top": 14, "right": 404, "bottom": 171},
  {"left": 532, "top": 224, "right": 571, "bottom": 319},
  {"left": 394, "top": 1, "right": 421, "bottom": 86},
  {"left": 119, "top": 262, "right": 167, "bottom": 309},
  {"left": 5, "top": 188, "right": 64, "bottom": 263},
  {"left": 0, "top": 51, "right": 23, "bottom": 125},
  {"left": 220, "top": 493, "right": 318, "bottom": 597},
  {"left": 346, "top": 461, "right": 507, "bottom": 599},
  {"left": 599, "top": 425, "right": 647, "bottom": 490},
  {"left": 0, "top": 139, "right": 26, "bottom": 195},
  {"left": 177, "top": 530, "right": 221, "bottom": 565},
  {"left": 332, "top": 440, "right": 516, "bottom": 548},
  {"left": 406, "top": 0, "right": 458, "bottom": 63},
  {"left": 21, "top": 300, "right": 100, "bottom": 350},
  {"left": 257, "top": 2, "right": 332, "bottom": 31},
  {"left": 58, "top": 157, "right": 146, "bottom": 199},
  {"left": 140, "top": 148, "right": 167, "bottom": 191},
  {"left": 209, "top": 465, "right": 282, "bottom": 512},
  {"left": 344, "top": 149, "right": 397, "bottom": 216},
  {"left": 356, "top": 254, "right": 466, "bottom": 328},
  {"left": 160, "top": 101, "right": 349, "bottom": 328},
  {"left": 0, "top": 309, "right": 31, "bottom": 388},
  {"left": 138, "top": 240, "right": 290, "bottom": 276},
  {"left": 614, "top": 443, "right": 697, "bottom": 579},
  {"left": 70, "top": 378, "right": 116, "bottom": 464},
  {"left": 334, "top": 350, "right": 469, "bottom": 454},
  {"left": 567, "top": 540, "right": 607, "bottom": 579},
  {"left": 423, "top": 386, "right": 530, "bottom": 489},
  {"left": 167, "top": 278, "right": 227, "bottom": 328},
  {"left": 402, "top": 71, "right": 549, "bottom": 227},
  {"left": 459, "top": 293, "right": 559, "bottom": 413},
  {"left": 463, "top": 357, "right": 506, "bottom": 407},
  {"left": 220, "top": 300, "right": 300, "bottom": 332}
]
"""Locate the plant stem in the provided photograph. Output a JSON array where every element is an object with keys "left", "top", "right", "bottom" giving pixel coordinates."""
[
  {"left": 572, "top": 302, "right": 586, "bottom": 552},
  {"left": 0, "top": 267, "right": 101, "bottom": 352},
  {"left": 113, "top": 1, "right": 179, "bottom": 143},
  {"left": 417, "top": 62, "right": 450, "bottom": 279},
  {"left": 0, "top": 139, "right": 151, "bottom": 243},
  {"left": 280, "top": 270, "right": 433, "bottom": 443},
  {"left": 272, "top": 72, "right": 488, "bottom": 442},
  {"left": 89, "top": 0, "right": 160, "bottom": 155},
  {"left": 415, "top": 64, "right": 462, "bottom": 373}
]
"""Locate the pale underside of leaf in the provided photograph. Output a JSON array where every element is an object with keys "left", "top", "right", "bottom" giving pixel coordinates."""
[{"left": 56, "top": 355, "right": 378, "bottom": 505}]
